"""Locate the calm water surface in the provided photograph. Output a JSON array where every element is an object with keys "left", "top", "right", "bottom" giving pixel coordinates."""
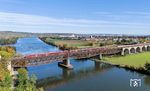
[
  {"left": 14, "top": 37, "right": 150, "bottom": 91},
  {"left": 14, "top": 37, "right": 60, "bottom": 55}
]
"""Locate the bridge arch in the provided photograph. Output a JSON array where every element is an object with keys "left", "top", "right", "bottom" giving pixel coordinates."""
[
  {"left": 130, "top": 48, "right": 136, "bottom": 54},
  {"left": 124, "top": 49, "right": 130, "bottom": 55},
  {"left": 142, "top": 46, "right": 146, "bottom": 51},
  {"left": 136, "top": 47, "right": 141, "bottom": 53},
  {"left": 147, "top": 46, "right": 150, "bottom": 51}
]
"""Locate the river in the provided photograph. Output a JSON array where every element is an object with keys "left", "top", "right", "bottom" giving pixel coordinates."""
[{"left": 14, "top": 37, "right": 150, "bottom": 91}]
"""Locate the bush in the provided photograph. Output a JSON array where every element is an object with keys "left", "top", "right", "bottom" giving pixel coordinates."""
[
  {"left": 0, "top": 72, "right": 12, "bottom": 91},
  {"left": 144, "top": 62, "right": 150, "bottom": 71},
  {"left": 0, "top": 72, "right": 12, "bottom": 87},
  {"left": 0, "top": 46, "right": 16, "bottom": 59},
  {"left": 15, "top": 68, "right": 37, "bottom": 91}
]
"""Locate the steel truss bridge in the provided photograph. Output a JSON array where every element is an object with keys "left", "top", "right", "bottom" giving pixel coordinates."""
[{"left": 11, "top": 43, "right": 150, "bottom": 68}]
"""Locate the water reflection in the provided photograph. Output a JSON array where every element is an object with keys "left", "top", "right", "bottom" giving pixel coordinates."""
[
  {"left": 62, "top": 68, "right": 71, "bottom": 79},
  {"left": 94, "top": 61, "right": 101, "bottom": 71},
  {"left": 36, "top": 61, "right": 112, "bottom": 91},
  {"left": 144, "top": 76, "right": 150, "bottom": 87}
]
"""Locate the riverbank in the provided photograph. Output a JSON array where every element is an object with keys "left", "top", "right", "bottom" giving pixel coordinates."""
[
  {"left": 0, "top": 37, "right": 18, "bottom": 45},
  {"left": 40, "top": 37, "right": 117, "bottom": 50},
  {"left": 40, "top": 37, "right": 94, "bottom": 50},
  {"left": 93, "top": 52, "right": 150, "bottom": 75},
  {"left": 93, "top": 59, "right": 150, "bottom": 75}
]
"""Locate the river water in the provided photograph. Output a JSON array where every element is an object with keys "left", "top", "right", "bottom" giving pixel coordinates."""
[{"left": 14, "top": 37, "right": 150, "bottom": 91}]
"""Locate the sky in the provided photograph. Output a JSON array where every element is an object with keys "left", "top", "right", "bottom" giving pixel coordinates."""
[{"left": 0, "top": 0, "right": 150, "bottom": 34}]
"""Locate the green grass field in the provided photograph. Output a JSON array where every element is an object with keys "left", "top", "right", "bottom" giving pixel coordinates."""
[
  {"left": 104, "top": 52, "right": 150, "bottom": 67},
  {"left": 44, "top": 38, "right": 95, "bottom": 49},
  {"left": 53, "top": 39, "right": 92, "bottom": 48},
  {"left": 42, "top": 37, "right": 116, "bottom": 49}
]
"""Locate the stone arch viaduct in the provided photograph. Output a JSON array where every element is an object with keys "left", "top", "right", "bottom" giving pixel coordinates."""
[{"left": 118, "top": 43, "right": 150, "bottom": 55}]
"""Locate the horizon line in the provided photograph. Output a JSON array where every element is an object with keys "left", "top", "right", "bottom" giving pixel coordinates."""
[{"left": 1, "top": 30, "right": 150, "bottom": 36}]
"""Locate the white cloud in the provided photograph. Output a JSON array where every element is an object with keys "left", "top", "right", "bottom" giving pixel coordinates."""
[
  {"left": 94, "top": 11, "right": 150, "bottom": 20},
  {"left": 124, "top": 11, "right": 150, "bottom": 15},
  {"left": 0, "top": 12, "right": 150, "bottom": 34}
]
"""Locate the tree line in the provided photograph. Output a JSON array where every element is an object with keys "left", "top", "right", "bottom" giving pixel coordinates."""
[
  {"left": 0, "top": 46, "right": 43, "bottom": 91},
  {"left": 0, "top": 37, "right": 18, "bottom": 45}
]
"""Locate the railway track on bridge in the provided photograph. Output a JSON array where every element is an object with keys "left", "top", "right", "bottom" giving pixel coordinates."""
[{"left": 11, "top": 47, "right": 122, "bottom": 67}]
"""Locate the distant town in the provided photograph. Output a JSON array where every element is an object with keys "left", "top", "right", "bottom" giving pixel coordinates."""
[{"left": 1, "top": 31, "right": 150, "bottom": 46}]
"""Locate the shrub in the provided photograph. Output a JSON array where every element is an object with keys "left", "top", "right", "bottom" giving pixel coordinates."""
[
  {"left": 144, "top": 62, "right": 150, "bottom": 71},
  {"left": 15, "top": 68, "right": 37, "bottom": 91}
]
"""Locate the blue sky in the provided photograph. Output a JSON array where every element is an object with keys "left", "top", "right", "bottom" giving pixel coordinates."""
[{"left": 0, "top": 0, "right": 150, "bottom": 34}]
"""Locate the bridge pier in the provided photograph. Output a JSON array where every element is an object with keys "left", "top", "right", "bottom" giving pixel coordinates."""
[
  {"left": 94, "top": 54, "right": 103, "bottom": 60},
  {"left": 7, "top": 61, "right": 15, "bottom": 76},
  {"left": 121, "top": 48, "right": 126, "bottom": 56},
  {"left": 99, "top": 54, "right": 103, "bottom": 60},
  {"left": 139, "top": 46, "right": 143, "bottom": 52},
  {"left": 58, "top": 58, "right": 73, "bottom": 69}
]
